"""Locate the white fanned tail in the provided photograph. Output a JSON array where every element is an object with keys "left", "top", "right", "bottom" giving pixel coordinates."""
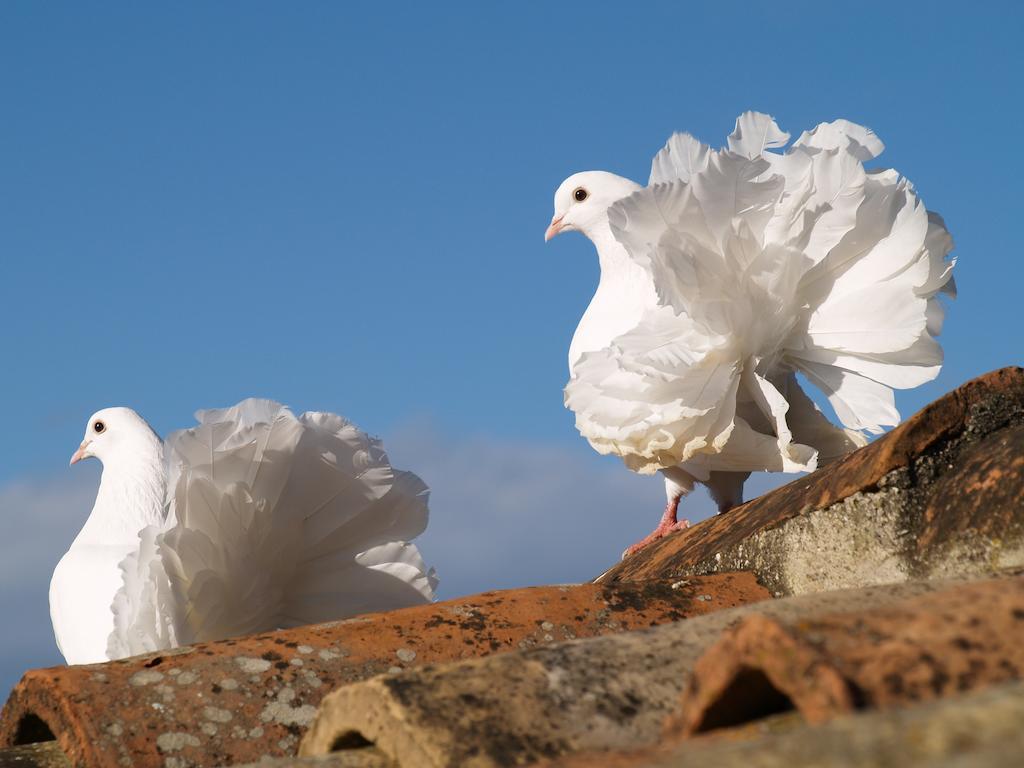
[
  {"left": 565, "top": 112, "right": 955, "bottom": 476},
  {"left": 108, "top": 399, "right": 437, "bottom": 659}
]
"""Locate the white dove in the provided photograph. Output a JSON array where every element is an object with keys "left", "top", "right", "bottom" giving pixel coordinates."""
[
  {"left": 546, "top": 112, "right": 955, "bottom": 557},
  {"left": 50, "top": 399, "right": 437, "bottom": 664}
]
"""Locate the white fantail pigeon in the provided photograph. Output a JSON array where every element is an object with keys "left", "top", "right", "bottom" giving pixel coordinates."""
[
  {"left": 546, "top": 112, "right": 955, "bottom": 557},
  {"left": 51, "top": 399, "right": 437, "bottom": 664}
]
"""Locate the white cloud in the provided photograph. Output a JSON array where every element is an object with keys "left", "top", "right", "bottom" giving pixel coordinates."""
[{"left": 0, "top": 466, "right": 99, "bottom": 696}]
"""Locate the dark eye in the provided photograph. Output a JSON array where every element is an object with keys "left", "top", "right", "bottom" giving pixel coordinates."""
[
  {"left": 573, "top": 187, "right": 588, "bottom": 202},
  {"left": 93, "top": 421, "right": 105, "bottom": 434}
]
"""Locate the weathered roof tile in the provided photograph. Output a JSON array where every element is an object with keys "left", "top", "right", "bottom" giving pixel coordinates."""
[
  {"left": 674, "top": 574, "right": 1024, "bottom": 736},
  {"left": 539, "top": 681, "right": 1024, "bottom": 768},
  {"left": 1, "top": 576, "right": 766, "bottom": 768},
  {"left": 300, "top": 573, "right": 1017, "bottom": 767}
]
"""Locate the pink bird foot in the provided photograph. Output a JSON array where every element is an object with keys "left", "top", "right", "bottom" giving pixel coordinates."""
[{"left": 622, "top": 499, "right": 690, "bottom": 559}]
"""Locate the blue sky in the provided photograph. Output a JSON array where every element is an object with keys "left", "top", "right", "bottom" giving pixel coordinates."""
[{"left": 1, "top": 2, "right": 1021, "bottom": 693}]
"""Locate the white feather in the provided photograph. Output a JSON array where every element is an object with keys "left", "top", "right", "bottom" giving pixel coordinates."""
[
  {"left": 727, "top": 111, "right": 791, "bottom": 159},
  {"left": 649, "top": 132, "right": 712, "bottom": 185}
]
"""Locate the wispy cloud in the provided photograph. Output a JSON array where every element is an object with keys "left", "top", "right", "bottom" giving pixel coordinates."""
[{"left": 0, "top": 466, "right": 99, "bottom": 695}]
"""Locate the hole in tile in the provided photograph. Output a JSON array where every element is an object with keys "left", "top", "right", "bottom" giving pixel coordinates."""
[
  {"left": 691, "top": 667, "right": 796, "bottom": 733},
  {"left": 13, "top": 713, "right": 56, "bottom": 745},
  {"left": 330, "top": 730, "right": 376, "bottom": 751}
]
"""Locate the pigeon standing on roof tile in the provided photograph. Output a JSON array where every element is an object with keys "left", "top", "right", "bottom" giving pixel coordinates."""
[
  {"left": 51, "top": 399, "right": 437, "bottom": 664},
  {"left": 546, "top": 111, "right": 956, "bottom": 558}
]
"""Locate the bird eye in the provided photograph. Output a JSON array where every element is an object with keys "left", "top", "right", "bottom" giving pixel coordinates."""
[
  {"left": 93, "top": 421, "right": 105, "bottom": 434},
  {"left": 573, "top": 187, "right": 588, "bottom": 202}
]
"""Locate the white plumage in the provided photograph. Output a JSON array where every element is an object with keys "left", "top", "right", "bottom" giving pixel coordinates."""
[
  {"left": 51, "top": 399, "right": 437, "bottom": 664},
  {"left": 546, "top": 112, "right": 955, "bottom": 555}
]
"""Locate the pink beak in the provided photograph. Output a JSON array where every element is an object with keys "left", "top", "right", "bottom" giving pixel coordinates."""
[
  {"left": 544, "top": 215, "right": 565, "bottom": 242},
  {"left": 69, "top": 441, "right": 89, "bottom": 466}
]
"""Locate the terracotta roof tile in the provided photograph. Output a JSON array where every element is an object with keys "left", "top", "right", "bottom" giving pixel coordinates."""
[
  {"left": 673, "top": 575, "right": 1024, "bottom": 736},
  {"left": 299, "top": 573, "right": 1014, "bottom": 767},
  {"left": 0, "top": 576, "right": 766, "bottom": 768},
  {"left": 540, "top": 681, "right": 1024, "bottom": 768}
]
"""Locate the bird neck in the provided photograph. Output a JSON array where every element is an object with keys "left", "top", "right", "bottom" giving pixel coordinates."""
[
  {"left": 585, "top": 217, "right": 636, "bottom": 276},
  {"left": 74, "top": 444, "right": 166, "bottom": 548},
  {"left": 568, "top": 216, "right": 659, "bottom": 369}
]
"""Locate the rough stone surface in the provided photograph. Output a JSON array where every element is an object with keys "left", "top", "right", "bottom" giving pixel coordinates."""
[
  {"left": 300, "top": 573, "right": 1016, "bottom": 768},
  {"left": 236, "top": 750, "right": 395, "bottom": 768},
  {"left": 0, "top": 742, "right": 70, "bottom": 768},
  {"left": 598, "top": 367, "right": 1024, "bottom": 595},
  {"left": 674, "top": 575, "right": 1024, "bottom": 735},
  {"left": 0, "top": 577, "right": 763, "bottom": 768},
  {"left": 541, "top": 681, "right": 1024, "bottom": 768}
]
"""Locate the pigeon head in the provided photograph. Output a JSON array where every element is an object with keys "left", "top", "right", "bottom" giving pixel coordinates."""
[
  {"left": 545, "top": 171, "right": 641, "bottom": 242},
  {"left": 70, "top": 407, "right": 162, "bottom": 467}
]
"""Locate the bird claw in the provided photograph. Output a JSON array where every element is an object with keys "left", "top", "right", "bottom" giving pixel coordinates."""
[{"left": 621, "top": 518, "right": 690, "bottom": 560}]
